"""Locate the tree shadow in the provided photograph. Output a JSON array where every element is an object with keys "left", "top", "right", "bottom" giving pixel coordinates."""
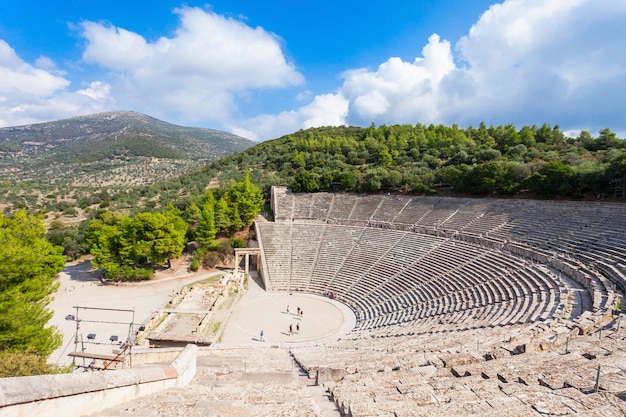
[{"left": 62, "top": 260, "right": 103, "bottom": 283}]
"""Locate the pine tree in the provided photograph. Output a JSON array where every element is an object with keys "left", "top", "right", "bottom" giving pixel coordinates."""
[
  {"left": 226, "top": 171, "right": 264, "bottom": 227},
  {"left": 214, "top": 196, "right": 233, "bottom": 235},
  {"left": 184, "top": 201, "right": 202, "bottom": 240},
  {"left": 0, "top": 211, "right": 65, "bottom": 356},
  {"left": 196, "top": 191, "right": 217, "bottom": 246}
]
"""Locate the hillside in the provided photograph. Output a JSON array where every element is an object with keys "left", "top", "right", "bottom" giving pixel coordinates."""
[
  {"left": 0, "top": 111, "right": 254, "bottom": 188},
  {"left": 2, "top": 119, "right": 625, "bottom": 224},
  {"left": 204, "top": 123, "right": 626, "bottom": 200}
]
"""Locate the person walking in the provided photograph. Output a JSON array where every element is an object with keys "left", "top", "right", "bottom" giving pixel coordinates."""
[
  {"left": 260, "top": 330, "right": 264, "bottom": 342},
  {"left": 289, "top": 324, "right": 293, "bottom": 335},
  {"left": 296, "top": 323, "right": 300, "bottom": 333}
]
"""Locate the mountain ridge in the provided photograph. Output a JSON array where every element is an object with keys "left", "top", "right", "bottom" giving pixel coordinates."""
[
  {"left": 0, "top": 111, "right": 253, "bottom": 159},
  {"left": 0, "top": 111, "right": 254, "bottom": 187}
]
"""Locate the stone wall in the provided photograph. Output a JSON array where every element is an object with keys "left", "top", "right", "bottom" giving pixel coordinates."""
[
  {"left": 126, "top": 347, "right": 193, "bottom": 366},
  {"left": 254, "top": 221, "right": 271, "bottom": 290},
  {"left": 0, "top": 344, "right": 198, "bottom": 417}
]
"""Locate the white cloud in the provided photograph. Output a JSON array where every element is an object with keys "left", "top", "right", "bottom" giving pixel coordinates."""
[
  {"left": 81, "top": 23, "right": 152, "bottom": 72},
  {"left": 238, "top": 0, "right": 626, "bottom": 139},
  {"left": 34, "top": 56, "right": 61, "bottom": 72},
  {"left": 0, "top": 40, "right": 112, "bottom": 127},
  {"left": 229, "top": 126, "right": 258, "bottom": 141},
  {"left": 234, "top": 93, "right": 349, "bottom": 141},
  {"left": 79, "top": 6, "right": 304, "bottom": 124},
  {"left": 295, "top": 90, "right": 312, "bottom": 102},
  {"left": 0, "top": 40, "right": 69, "bottom": 97},
  {"left": 353, "top": 90, "right": 390, "bottom": 119},
  {"left": 335, "top": 0, "right": 626, "bottom": 133},
  {"left": 453, "top": 0, "right": 626, "bottom": 129},
  {"left": 341, "top": 34, "right": 455, "bottom": 125},
  {"left": 239, "top": 32, "right": 457, "bottom": 138},
  {"left": 3, "top": 0, "right": 625, "bottom": 139},
  {"left": 77, "top": 81, "right": 112, "bottom": 101}
]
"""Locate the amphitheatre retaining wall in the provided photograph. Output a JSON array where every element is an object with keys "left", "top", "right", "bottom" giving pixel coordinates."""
[
  {"left": 0, "top": 344, "right": 198, "bottom": 417},
  {"left": 254, "top": 221, "right": 271, "bottom": 291}
]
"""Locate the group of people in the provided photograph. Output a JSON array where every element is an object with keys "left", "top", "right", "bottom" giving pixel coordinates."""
[
  {"left": 286, "top": 305, "right": 303, "bottom": 335},
  {"left": 285, "top": 304, "right": 304, "bottom": 317},
  {"left": 323, "top": 290, "right": 338, "bottom": 299},
  {"left": 288, "top": 322, "right": 300, "bottom": 335},
  {"left": 259, "top": 304, "right": 305, "bottom": 342}
]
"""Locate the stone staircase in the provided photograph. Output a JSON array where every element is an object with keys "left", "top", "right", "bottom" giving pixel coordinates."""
[{"left": 86, "top": 347, "right": 341, "bottom": 417}]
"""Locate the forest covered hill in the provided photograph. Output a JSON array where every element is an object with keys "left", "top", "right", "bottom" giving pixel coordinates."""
[
  {"left": 200, "top": 123, "right": 626, "bottom": 200},
  {"left": 1, "top": 120, "right": 624, "bottom": 223}
]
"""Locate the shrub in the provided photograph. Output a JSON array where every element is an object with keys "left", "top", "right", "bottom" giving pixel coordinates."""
[
  {"left": 190, "top": 258, "right": 200, "bottom": 272},
  {"left": 63, "top": 207, "right": 78, "bottom": 217},
  {"left": 230, "top": 237, "right": 246, "bottom": 248},
  {"left": 216, "top": 240, "right": 234, "bottom": 262},
  {"left": 0, "top": 351, "right": 70, "bottom": 377},
  {"left": 193, "top": 246, "right": 207, "bottom": 262},
  {"left": 104, "top": 265, "right": 153, "bottom": 281},
  {"left": 202, "top": 251, "right": 221, "bottom": 269}
]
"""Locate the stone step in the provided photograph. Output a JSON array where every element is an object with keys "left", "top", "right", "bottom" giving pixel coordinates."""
[
  {"left": 290, "top": 356, "right": 342, "bottom": 417},
  {"left": 86, "top": 348, "right": 330, "bottom": 417}
]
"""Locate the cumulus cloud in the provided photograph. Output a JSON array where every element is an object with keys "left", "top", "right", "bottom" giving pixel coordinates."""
[
  {"left": 3, "top": 0, "right": 625, "bottom": 139},
  {"left": 1, "top": 6, "right": 305, "bottom": 132},
  {"left": 0, "top": 39, "right": 112, "bottom": 127},
  {"left": 0, "top": 40, "right": 69, "bottom": 97},
  {"left": 34, "top": 56, "right": 60, "bottom": 72},
  {"left": 77, "top": 81, "right": 112, "bottom": 101},
  {"left": 237, "top": 32, "right": 457, "bottom": 139},
  {"left": 233, "top": 93, "right": 349, "bottom": 140},
  {"left": 335, "top": 0, "right": 626, "bottom": 133},
  {"left": 79, "top": 6, "right": 304, "bottom": 124},
  {"left": 239, "top": 0, "right": 625, "bottom": 139},
  {"left": 342, "top": 34, "right": 455, "bottom": 124},
  {"left": 450, "top": 0, "right": 626, "bottom": 128}
]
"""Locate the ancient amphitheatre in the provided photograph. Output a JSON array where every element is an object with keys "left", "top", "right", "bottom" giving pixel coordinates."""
[{"left": 3, "top": 186, "right": 626, "bottom": 416}]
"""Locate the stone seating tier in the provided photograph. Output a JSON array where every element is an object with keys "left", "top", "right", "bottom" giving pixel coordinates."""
[
  {"left": 273, "top": 188, "right": 625, "bottom": 293},
  {"left": 289, "top": 321, "right": 626, "bottom": 417},
  {"left": 256, "top": 222, "right": 573, "bottom": 335},
  {"left": 255, "top": 188, "right": 625, "bottom": 416}
]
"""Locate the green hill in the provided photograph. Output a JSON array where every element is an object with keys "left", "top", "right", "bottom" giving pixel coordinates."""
[{"left": 202, "top": 123, "right": 626, "bottom": 200}]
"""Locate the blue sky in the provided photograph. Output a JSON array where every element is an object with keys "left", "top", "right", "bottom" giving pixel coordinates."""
[{"left": 1, "top": 0, "right": 625, "bottom": 140}]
